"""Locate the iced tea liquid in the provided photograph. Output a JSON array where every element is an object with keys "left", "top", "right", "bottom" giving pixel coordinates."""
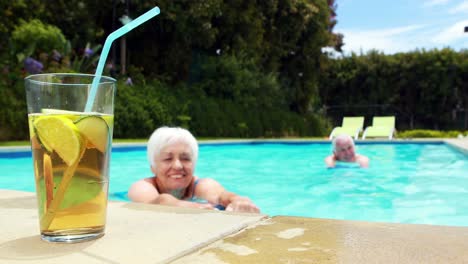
[{"left": 28, "top": 113, "right": 113, "bottom": 240}]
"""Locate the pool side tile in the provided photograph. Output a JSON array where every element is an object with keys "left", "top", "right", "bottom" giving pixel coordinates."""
[
  {"left": 445, "top": 138, "right": 468, "bottom": 155},
  {"left": 173, "top": 216, "right": 468, "bottom": 264},
  {"left": 0, "top": 189, "right": 267, "bottom": 264}
]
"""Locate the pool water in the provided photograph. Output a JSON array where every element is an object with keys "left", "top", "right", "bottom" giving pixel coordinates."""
[{"left": 1, "top": 142, "right": 468, "bottom": 226}]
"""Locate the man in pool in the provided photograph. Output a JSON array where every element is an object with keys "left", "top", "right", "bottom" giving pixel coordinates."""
[
  {"left": 325, "top": 134, "right": 369, "bottom": 168},
  {"left": 128, "top": 126, "right": 260, "bottom": 213}
]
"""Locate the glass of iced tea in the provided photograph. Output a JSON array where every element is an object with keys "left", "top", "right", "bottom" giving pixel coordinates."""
[{"left": 25, "top": 73, "right": 115, "bottom": 243}]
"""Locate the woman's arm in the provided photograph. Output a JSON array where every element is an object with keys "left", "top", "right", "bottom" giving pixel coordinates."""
[
  {"left": 195, "top": 178, "right": 260, "bottom": 213},
  {"left": 219, "top": 191, "right": 260, "bottom": 213}
]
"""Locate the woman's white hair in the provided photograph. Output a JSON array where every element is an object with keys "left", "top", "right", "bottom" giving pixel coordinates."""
[{"left": 147, "top": 126, "right": 199, "bottom": 170}]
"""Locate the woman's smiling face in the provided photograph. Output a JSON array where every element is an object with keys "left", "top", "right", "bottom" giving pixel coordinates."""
[{"left": 151, "top": 141, "right": 194, "bottom": 191}]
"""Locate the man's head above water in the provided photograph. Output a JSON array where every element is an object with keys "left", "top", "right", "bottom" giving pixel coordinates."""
[
  {"left": 325, "top": 134, "right": 369, "bottom": 168},
  {"left": 332, "top": 134, "right": 356, "bottom": 162}
]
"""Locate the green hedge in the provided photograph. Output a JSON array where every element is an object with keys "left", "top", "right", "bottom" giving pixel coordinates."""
[
  {"left": 0, "top": 65, "right": 328, "bottom": 141},
  {"left": 0, "top": 69, "right": 28, "bottom": 141},
  {"left": 112, "top": 79, "right": 327, "bottom": 139},
  {"left": 398, "top": 129, "right": 468, "bottom": 138}
]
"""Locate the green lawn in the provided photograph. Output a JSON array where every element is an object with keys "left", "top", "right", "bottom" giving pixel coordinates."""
[{"left": 0, "top": 141, "right": 30, "bottom": 146}]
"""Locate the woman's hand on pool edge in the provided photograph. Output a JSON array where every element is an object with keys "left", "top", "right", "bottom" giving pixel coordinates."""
[
  {"left": 193, "top": 179, "right": 260, "bottom": 213},
  {"left": 225, "top": 196, "right": 260, "bottom": 213},
  {"left": 195, "top": 203, "right": 215, "bottom": 210}
]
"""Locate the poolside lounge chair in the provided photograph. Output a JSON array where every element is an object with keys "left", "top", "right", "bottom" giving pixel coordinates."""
[
  {"left": 329, "top": 116, "right": 365, "bottom": 140},
  {"left": 362, "top": 116, "right": 396, "bottom": 140}
]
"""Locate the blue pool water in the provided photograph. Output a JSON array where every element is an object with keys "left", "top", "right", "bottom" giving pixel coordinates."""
[{"left": 1, "top": 142, "right": 468, "bottom": 226}]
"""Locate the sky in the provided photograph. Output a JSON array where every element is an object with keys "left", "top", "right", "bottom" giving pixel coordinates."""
[{"left": 333, "top": 0, "right": 468, "bottom": 54}]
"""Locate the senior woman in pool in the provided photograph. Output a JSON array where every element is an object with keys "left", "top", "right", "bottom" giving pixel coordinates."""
[{"left": 128, "top": 126, "right": 260, "bottom": 213}]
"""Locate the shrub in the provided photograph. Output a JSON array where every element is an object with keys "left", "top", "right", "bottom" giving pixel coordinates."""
[
  {"left": 398, "top": 129, "right": 466, "bottom": 138},
  {"left": 0, "top": 71, "right": 28, "bottom": 141},
  {"left": 11, "top": 19, "right": 66, "bottom": 61},
  {"left": 113, "top": 79, "right": 172, "bottom": 138}
]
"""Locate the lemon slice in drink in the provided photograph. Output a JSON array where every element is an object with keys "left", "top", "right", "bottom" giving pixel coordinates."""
[
  {"left": 41, "top": 108, "right": 83, "bottom": 115},
  {"left": 75, "top": 116, "right": 109, "bottom": 153},
  {"left": 41, "top": 108, "right": 83, "bottom": 122},
  {"left": 34, "top": 116, "right": 83, "bottom": 166}
]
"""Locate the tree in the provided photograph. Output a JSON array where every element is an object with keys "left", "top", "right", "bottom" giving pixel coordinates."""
[{"left": 327, "top": 0, "right": 343, "bottom": 51}]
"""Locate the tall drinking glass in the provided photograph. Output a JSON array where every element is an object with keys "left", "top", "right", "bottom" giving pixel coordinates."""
[{"left": 25, "top": 73, "right": 116, "bottom": 243}]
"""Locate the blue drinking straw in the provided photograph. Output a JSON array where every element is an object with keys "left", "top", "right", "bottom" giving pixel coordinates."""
[{"left": 85, "top": 6, "right": 160, "bottom": 112}]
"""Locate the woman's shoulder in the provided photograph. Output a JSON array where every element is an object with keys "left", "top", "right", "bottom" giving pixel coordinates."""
[
  {"left": 194, "top": 177, "right": 220, "bottom": 187},
  {"left": 128, "top": 176, "right": 158, "bottom": 202},
  {"left": 143, "top": 176, "right": 156, "bottom": 183},
  {"left": 193, "top": 178, "right": 223, "bottom": 194},
  {"left": 129, "top": 177, "right": 156, "bottom": 190},
  {"left": 192, "top": 177, "right": 225, "bottom": 204}
]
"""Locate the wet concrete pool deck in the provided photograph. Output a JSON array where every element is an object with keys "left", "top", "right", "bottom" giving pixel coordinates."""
[{"left": 1, "top": 138, "right": 468, "bottom": 263}]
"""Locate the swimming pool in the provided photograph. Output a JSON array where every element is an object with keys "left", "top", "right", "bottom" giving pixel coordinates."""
[{"left": 1, "top": 141, "right": 468, "bottom": 226}]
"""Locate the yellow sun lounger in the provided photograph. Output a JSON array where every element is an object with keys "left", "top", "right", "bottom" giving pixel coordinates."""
[
  {"left": 329, "top": 116, "right": 365, "bottom": 140},
  {"left": 362, "top": 116, "right": 396, "bottom": 140}
]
